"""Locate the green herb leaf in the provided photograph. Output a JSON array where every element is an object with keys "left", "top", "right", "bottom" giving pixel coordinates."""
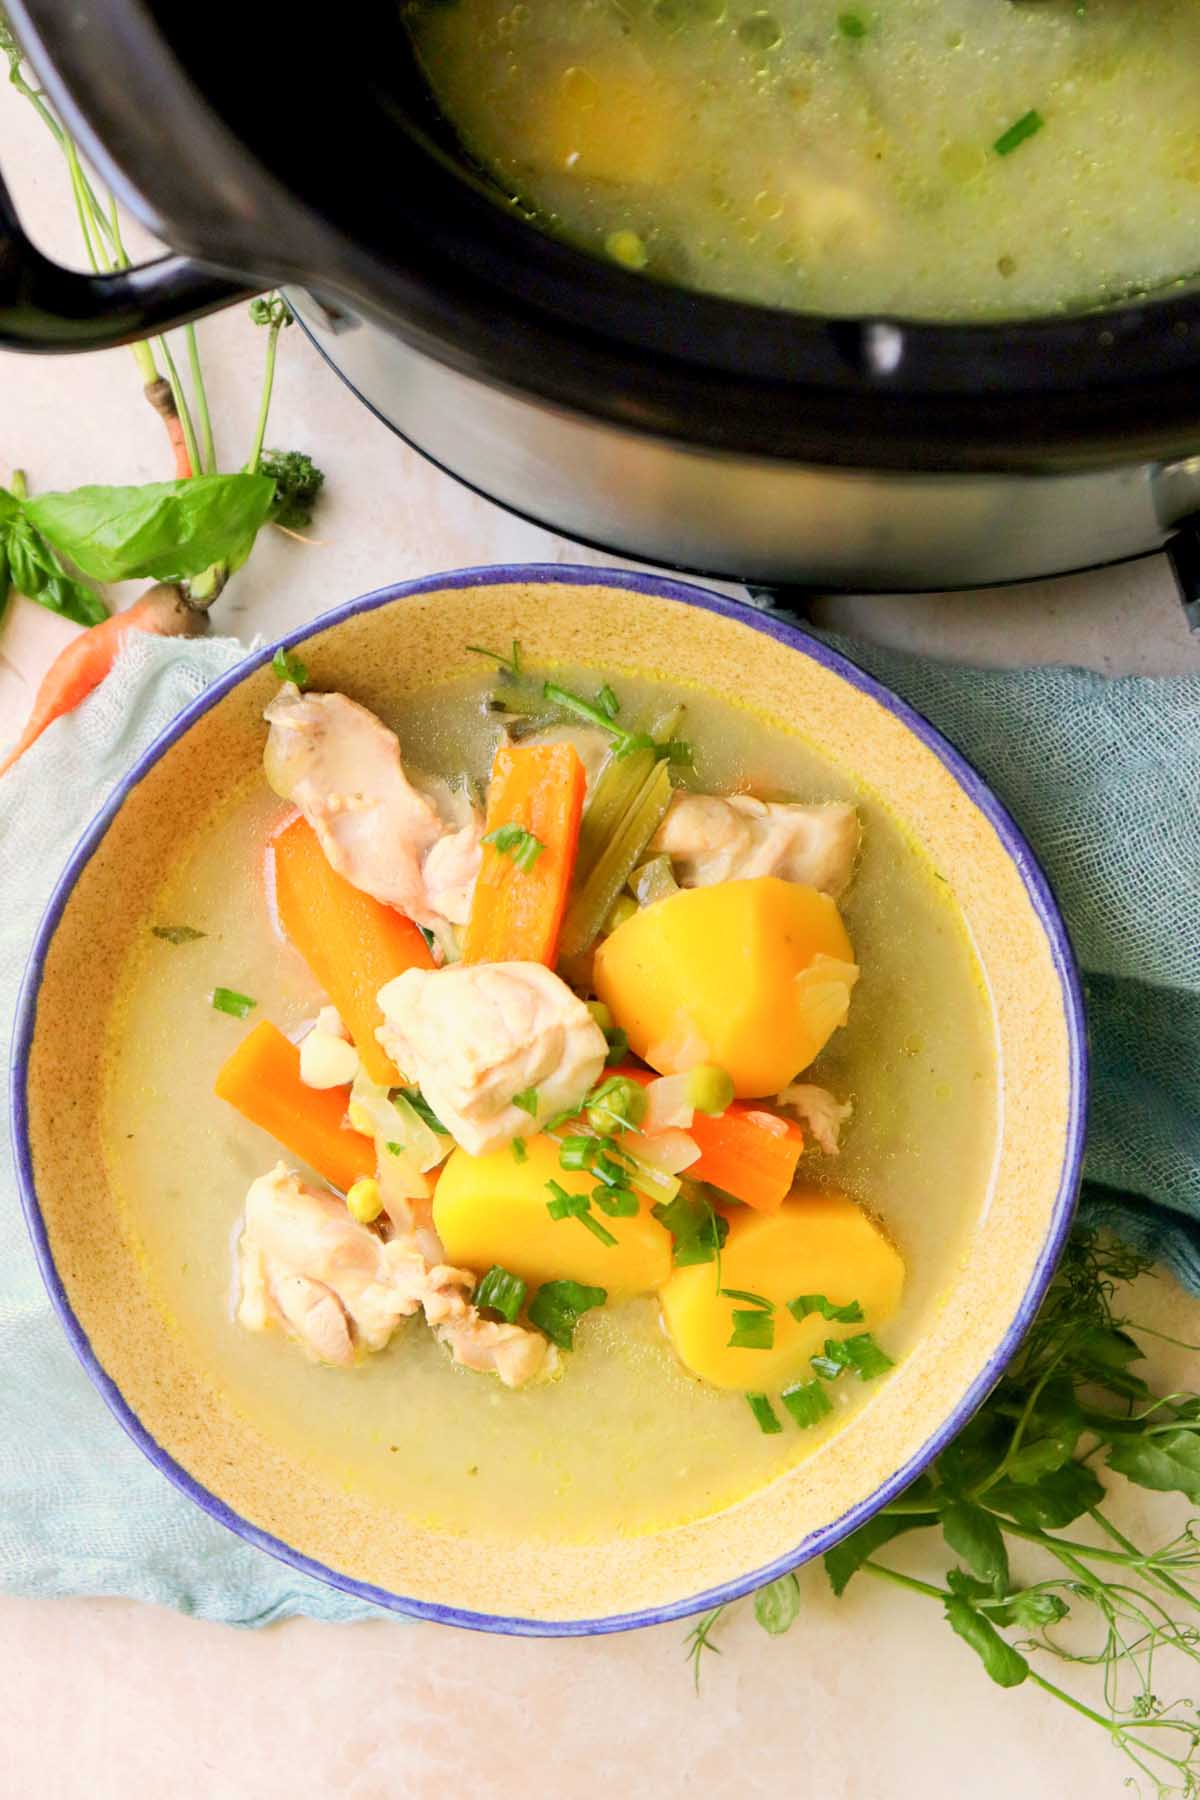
[
  {"left": 943, "top": 1597, "right": 1029, "bottom": 1688},
  {"left": 511, "top": 1137, "right": 528, "bottom": 1165},
  {"left": 150, "top": 924, "right": 206, "bottom": 944},
  {"left": 386, "top": 1141, "right": 404, "bottom": 1156},
  {"left": 986, "top": 1461, "right": 1105, "bottom": 1530},
  {"left": 728, "top": 1309, "right": 775, "bottom": 1350},
  {"left": 1106, "top": 1427, "right": 1200, "bottom": 1501},
  {"left": 596, "top": 682, "right": 620, "bottom": 719},
  {"left": 838, "top": 10, "right": 867, "bottom": 36},
  {"left": 941, "top": 1499, "right": 1011, "bottom": 1594},
  {"left": 753, "top": 1573, "right": 800, "bottom": 1635},
  {"left": 721, "top": 1288, "right": 775, "bottom": 1312},
  {"left": 467, "top": 640, "right": 521, "bottom": 677},
  {"left": 652, "top": 1190, "right": 729, "bottom": 1267},
  {"left": 512, "top": 1087, "right": 540, "bottom": 1118},
  {"left": 272, "top": 646, "right": 309, "bottom": 688},
  {"left": 993, "top": 109, "right": 1044, "bottom": 158},
  {"left": 746, "top": 1393, "right": 783, "bottom": 1434},
  {"left": 211, "top": 986, "right": 256, "bottom": 1019},
  {"left": 483, "top": 822, "right": 545, "bottom": 872},
  {"left": 528, "top": 1279, "right": 606, "bottom": 1350},
  {"left": 475, "top": 1264, "right": 527, "bottom": 1325},
  {"left": 781, "top": 1379, "right": 833, "bottom": 1429},
  {"left": 824, "top": 1513, "right": 938, "bottom": 1597},
  {"left": 26, "top": 474, "right": 276, "bottom": 582},
  {"left": 259, "top": 448, "right": 325, "bottom": 531},
  {"left": 787, "top": 1293, "right": 864, "bottom": 1325}
]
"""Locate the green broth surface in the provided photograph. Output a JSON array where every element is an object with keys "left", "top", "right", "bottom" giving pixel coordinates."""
[
  {"left": 403, "top": 0, "right": 1200, "bottom": 319},
  {"left": 103, "top": 667, "right": 997, "bottom": 1544}
]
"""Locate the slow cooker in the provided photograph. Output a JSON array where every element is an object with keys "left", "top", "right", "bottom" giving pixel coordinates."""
[{"left": 4, "top": 0, "right": 1200, "bottom": 595}]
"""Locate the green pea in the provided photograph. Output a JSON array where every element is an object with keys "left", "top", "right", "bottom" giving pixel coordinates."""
[{"left": 686, "top": 1063, "right": 735, "bottom": 1116}]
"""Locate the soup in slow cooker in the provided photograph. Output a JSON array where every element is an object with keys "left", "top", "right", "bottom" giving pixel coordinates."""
[{"left": 402, "top": 0, "right": 1200, "bottom": 320}]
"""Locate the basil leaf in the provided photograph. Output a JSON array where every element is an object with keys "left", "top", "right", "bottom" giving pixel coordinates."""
[
  {"left": 753, "top": 1573, "right": 800, "bottom": 1636},
  {"left": 987, "top": 1461, "right": 1104, "bottom": 1530},
  {"left": 941, "top": 1498, "right": 1010, "bottom": 1594},
  {"left": 4, "top": 516, "right": 107, "bottom": 625},
  {"left": 824, "top": 1512, "right": 938, "bottom": 1598},
  {"left": 1106, "top": 1427, "right": 1200, "bottom": 1501},
  {"left": 944, "top": 1597, "right": 1029, "bottom": 1688},
  {"left": 26, "top": 473, "right": 275, "bottom": 582}
]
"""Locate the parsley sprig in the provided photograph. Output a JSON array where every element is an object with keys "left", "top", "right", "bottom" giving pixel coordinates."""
[{"left": 685, "top": 1232, "right": 1200, "bottom": 1797}]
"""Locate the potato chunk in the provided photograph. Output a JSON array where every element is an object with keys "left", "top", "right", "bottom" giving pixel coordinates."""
[
  {"left": 433, "top": 1135, "right": 672, "bottom": 1297},
  {"left": 660, "top": 1191, "right": 904, "bottom": 1390},
  {"left": 593, "top": 877, "right": 858, "bottom": 1098}
]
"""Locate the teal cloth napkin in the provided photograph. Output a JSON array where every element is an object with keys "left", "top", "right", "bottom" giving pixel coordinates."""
[{"left": 1, "top": 619, "right": 1197, "bottom": 1624}]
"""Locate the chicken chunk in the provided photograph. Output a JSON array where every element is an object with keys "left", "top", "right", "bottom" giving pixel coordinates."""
[
  {"left": 237, "top": 1164, "right": 424, "bottom": 1365},
  {"left": 652, "top": 794, "right": 859, "bottom": 896},
  {"left": 377, "top": 962, "right": 608, "bottom": 1156},
  {"left": 237, "top": 1164, "right": 554, "bottom": 1386},
  {"left": 263, "top": 684, "right": 482, "bottom": 930},
  {"left": 777, "top": 1082, "right": 854, "bottom": 1155}
]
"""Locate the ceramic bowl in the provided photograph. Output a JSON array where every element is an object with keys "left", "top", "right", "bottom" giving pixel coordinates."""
[{"left": 11, "top": 566, "right": 1086, "bottom": 1633}]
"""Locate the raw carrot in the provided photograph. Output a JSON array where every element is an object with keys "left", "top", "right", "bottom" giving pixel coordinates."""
[
  {"left": 271, "top": 814, "right": 434, "bottom": 1086},
  {"left": 144, "top": 376, "right": 194, "bottom": 480},
  {"left": 616, "top": 1066, "right": 804, "bottom": 1212},
  {"left": 0, "top": 584, "right": 205, "bottom": 779},
  {"left": 463, "top": 742, "right": 586, "bottom": 966},
  {"left": 214, "top": 1018, "right": 375, "bottom": 1193}
]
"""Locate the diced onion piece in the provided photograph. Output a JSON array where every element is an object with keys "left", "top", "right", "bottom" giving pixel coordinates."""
[
  {"left": 634, "top": 1127, "right": 701, "bottom": 1175},
  {"left": 742, "top": 1108, "right": 790, "bottom": 1139},
  {"left": 644, "top": 1072, "right": 695, "bottom": 1134},
  {"left": 389, "top": 1089, "right": 451, "bottom": 1172}
]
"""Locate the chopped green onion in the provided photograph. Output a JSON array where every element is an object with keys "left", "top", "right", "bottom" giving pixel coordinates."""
[
  {"left": 467, "top": 639, "right": 521, "bottom": 677},
  {"left": 397, "top": 1088, "right": 450, "bottom": 1134},
  {"left": 593, "top": 1185, "right": 639, "bottom": 1218},
  {"left": 591, "top": 1150, "right": 630, "bottom": 1187},
  {"left": 272, "top": 646, "right": 309, "bottom": 687},
  {"left": 781, "top": 1380, "right": 834, "bottom": 1429},
  {"left": 483, "top": 822, "right": 545, "bottom": 872},
  {"left": 211, "top": 986, "right": 256, "bottom": 1019},
  {"left": 151, "top": 923, "right": 205, "bottom": 944},
  {"left": 720, "top": 1288, "right": 774, "bottom": 1311},
  {"left": 545, "top": 1180, "right": 618, "bottom": 1247},
  {"left": 475, "top": 1264, "right": 527, "bottom": 1324},
  {"left": 687, "top": 1064, "right": 735, "bottom": 1116},
  {"left": 586, "top": 1075, "right": 648, "bottom": 1137},
  {"left": 586, "top": 1000, "right": 614, "bottom": 1032},
  {"left": 385, "top": 1141, "right": 404, "bottom": 1157},
  {"left": 510, "top": 1136, "right": 528, "bottom": 1165},
  {"left": 528, "top": 1279, "right": 607, "bottom": 1349},
  {"left": 842, "top": 1332, "right": 895, "bottom": 1380},
  {"left": 652, "top": 1189, "right": 729, "bottom": 1266},
  {"left": 787, "top": 1293, "right": 864, "bottom": 1325},
  {"left": 746, "top": 1393, "right": 783, "bottom": 1434},
  {"left": 729, "top": 1309, "right": 775, "bottom": 1350},
  {"left": 559, "top": 1135, "right": 597, "bottom": 1171},
  {"left": 838, "top": 10, "right": 866, "bottom": 37},
  {"left": 512, "top": 1087, "right": 540, "bottom": 1118},
  {"left": 628, "top": 854, "right": 678, "bottom": 907},
  {"left": 604, "top": 1026, "right": 630, "bottom": 1065},
  {"left": 993, "top": 109, "right": 1044, "bottom": 158},
  {"left": 596, "top": 682, "right": 620, "bottom": 719},
  {"left": 810, "top": 1340, "right": 853, "bottom": 1380}
]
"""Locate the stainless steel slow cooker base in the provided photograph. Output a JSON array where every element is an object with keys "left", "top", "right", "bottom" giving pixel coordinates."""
[{"left": 292, "top": 291, "right": 1200, "bottom": 592}]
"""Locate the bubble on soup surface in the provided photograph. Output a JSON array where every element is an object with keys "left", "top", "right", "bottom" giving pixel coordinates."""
[{"left": 738, "top": 10, "right": 782, "bottom": 50}]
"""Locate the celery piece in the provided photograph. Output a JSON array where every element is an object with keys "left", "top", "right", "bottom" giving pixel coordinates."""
[
  {"left": 628, "top": 853, "right": 679, "bottom": 907},
  {"left": 573, "top": 744, "right": 656, "bottom": 888},
  {"left": 559, "top": 757, "right": 673, "bottom": 958}
]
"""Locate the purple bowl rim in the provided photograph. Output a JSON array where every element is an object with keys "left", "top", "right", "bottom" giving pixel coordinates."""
[{"left": 9, "top": 561, "right": 1087, "bottom": 1638}]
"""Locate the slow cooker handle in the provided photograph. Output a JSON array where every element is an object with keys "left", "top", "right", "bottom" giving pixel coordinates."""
[{"left": 0, "top": 168, "right": 252, "bottom": 353}]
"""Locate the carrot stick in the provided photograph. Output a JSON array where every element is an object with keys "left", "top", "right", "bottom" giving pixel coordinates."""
[
  {"left": 214, "top": 1018, "right": 375, "bottom": 1193},
  {"left": 462, "top": 742, "right": 586, "bottom": 966},
  {"left": 616, "top": 1066, "right": 804, "bottom": 1212},
  {"left": 271, "top": 814, "right": 434, "bottom": 1086},
  {"left": 0, "top": 584, "right": 205, "bottom": 779},
  {"left": 144, "top": 376, "right": 194, "bottom": 479}
]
